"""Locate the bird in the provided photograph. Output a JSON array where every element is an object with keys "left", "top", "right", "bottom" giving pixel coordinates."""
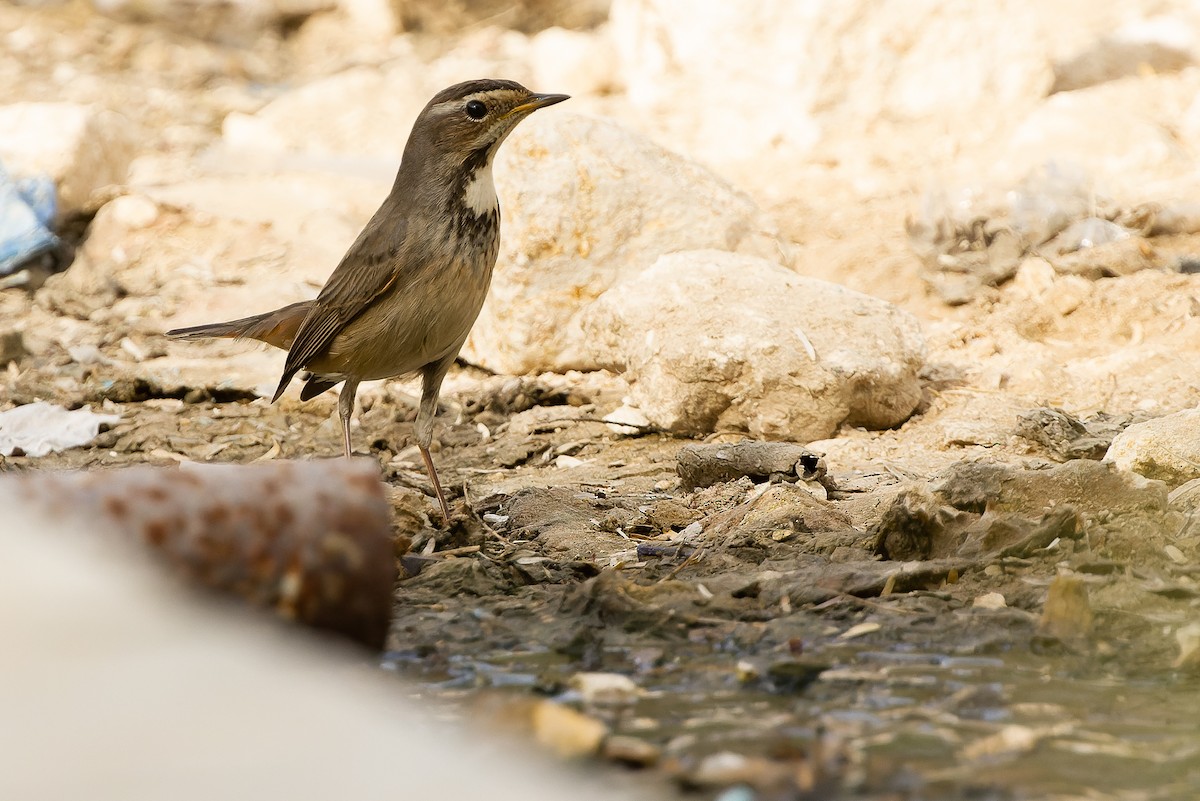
[{"left": 167, "top": 79, "right": 569, "bottom": 523}]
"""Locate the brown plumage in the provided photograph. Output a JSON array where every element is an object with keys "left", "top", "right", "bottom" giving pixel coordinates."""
[{"left": 167, "top": 79, "right": 569, "bottom": 522}]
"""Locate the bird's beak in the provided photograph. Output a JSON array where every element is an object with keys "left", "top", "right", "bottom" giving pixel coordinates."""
[{"left": 509, "top": 92, "right": 570, "bottom": 117}]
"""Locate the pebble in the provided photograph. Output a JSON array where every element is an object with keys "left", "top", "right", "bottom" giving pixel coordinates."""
[
  {"left": 569, "top": 671, "right": 642, "bottom": 705},
  {"left": 1164, "top": 544, "right": 1187, "bottom": 565},
  {"left": 838, "top": 622, "right": 881, "bottom": 640},
  {"left": 532, "top": 700, "right": 608, "bottom": 759},
  {"left": 601, "top": 735, "right": 661, "bottom": 768},
  {"left": 973, "top": 592, "right": 1008, "bottom": 609}
]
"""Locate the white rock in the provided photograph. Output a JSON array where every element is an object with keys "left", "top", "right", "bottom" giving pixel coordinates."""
[
  {"left": 603, "top": 403, "right": 651, "bottom": 435},
  {"left": 463, "top": 114, "right": 790, "bottom": 374},
  {"left": 580, "top": 251, "right": 926, "bottom": 441},
  {"left": 221, "top": 65, "right": 424, "bottom": 161},
  {"left": 0, "top": 102, "right": 137, "bottom": 216},
  {"left": 1051, "top": 15, "right": 1196, "bottom": 93},
  {"left": 607, "top": 0, "right": 1060, "bottom": 172},
  {"left": 105, "top": 194, "right": 160, "bottom": 229},
  {"left": 568, "top": 672, "right": 642, "bottom": 705},
  {"left": 1105, "top": 408, "right": 1200, "bottom": 486},
  {"left": 91, "top": 0, "right": 333, "bottom": 43},
  {"left": 973, "top": 592, "right": 1008, "bottom": 610},
  {"left": 530, "top": 27, "right": 618, "bottom": 97},
  {"left": 1001, "top": 82, "right": 1184, "bottom": 183},
  {"left": 221, "top": 35, "right": 537, "bottom": 161},
  {"left": 337, "top": 0, "right": 398, "bottom": 37}
]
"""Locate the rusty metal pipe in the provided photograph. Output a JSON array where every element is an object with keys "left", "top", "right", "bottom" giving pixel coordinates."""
[{"left": 7, "top": 459, "right": 396, "bottom": 649}]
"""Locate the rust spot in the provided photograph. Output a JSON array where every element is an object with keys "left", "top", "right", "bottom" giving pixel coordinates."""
[
  {"left": 274, "top": 502, "right": 294, "bottom": 528},
  {"left": 202, "top": 504, "right": 230, "bottom": 528},
  {"left": 176, "top": 470, "right": 202, "bottom": 486},
  {"left": 347, "top": 471, "right": 383, "bottom": 498},
  {"left": 144, "top": 486, "right": 169, "bottom": 503},
  {"left": 145, "top": 519, "right": 169, "bottom": 545},
  {"left": 104, "top": 496, "right": 129, "bottom": 519}
]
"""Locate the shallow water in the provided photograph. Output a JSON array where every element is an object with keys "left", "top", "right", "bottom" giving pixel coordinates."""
[{"left": 385, "top": 639, "right": 1200, "bottom": 800}]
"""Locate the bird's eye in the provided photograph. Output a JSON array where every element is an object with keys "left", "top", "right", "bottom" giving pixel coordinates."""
[{"left": 465, "top": 100, "right": 487, "bottom": 120}]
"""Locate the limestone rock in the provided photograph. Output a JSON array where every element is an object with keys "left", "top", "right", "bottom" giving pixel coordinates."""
[
  {"left": 1105, "top": 409, "right": 1200, "bottom": 486},
  {"left": 463, "top": 115, "right": 790, "bottom": 374},
  {"left": 579, "top": 250, "right": 925, "bottom": 440},
  {"left": 1051, "top": 16, "right": 1195, "bottom": 94},
  {"left": 90, "top": 0, "right": 334, "bottom": 43},
  {"left": 220, "top": 37, "right": 534, "bottom": 161},
  {"left": 0, "top": 102, "right": 137, "bottom": 217},
  {"left": 529, "top": 27, "right": 618, "bottom": 97},
  {"left": 1001, "top": 79, "right": 1188, "bottom": 182},
  {"left": 606, "top": 0, "right": 1062, "bottom": 172},
  {"left": 221, "top": 65, "right": 424, "bottom": 161}
]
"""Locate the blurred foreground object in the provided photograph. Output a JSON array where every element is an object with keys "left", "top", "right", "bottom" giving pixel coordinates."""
[
  {"left": 0, "top": 485, "right": 658, "bottom": 801},
  {"left": 6, "top": 459, "right": 396, "bottom": 648}
]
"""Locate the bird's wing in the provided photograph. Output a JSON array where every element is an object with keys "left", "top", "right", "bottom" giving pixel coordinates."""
[{"left": 271, "top": 203, "right": 409, "bottom": 401}]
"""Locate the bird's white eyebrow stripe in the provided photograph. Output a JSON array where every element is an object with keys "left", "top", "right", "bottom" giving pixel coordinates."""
[{"left": 436, "top": 91, "right": 494, "bottom": 110}]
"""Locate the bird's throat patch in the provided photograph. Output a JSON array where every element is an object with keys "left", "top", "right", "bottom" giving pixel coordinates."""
[{"left": 461, "top": 161, "right": 498, "bottom": 216}]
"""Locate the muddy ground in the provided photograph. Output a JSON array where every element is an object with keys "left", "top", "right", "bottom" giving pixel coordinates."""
[{"left": 4, "top": 3, "right": 1200, "bottom": 800}]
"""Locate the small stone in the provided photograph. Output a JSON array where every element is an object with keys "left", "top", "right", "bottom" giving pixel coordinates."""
[
  {"left": 554, "top": 454, "right": 585, "bottom": 469},
  {"left": 735, "top": 660, "right": 761, "bottom": 683},
  {"left": 962, "top": 724, "right": 1042, "bottom": 761},
  {"left": 714, "top": 787, "right": 759, "bottom": 801},
  {"left": 66, "top": 344, "right": 109, "bottom": 365},
  {"left": 973, "top": 592, "right": 1008, "bottom": 609},
  {"left": 838, "top": 622, "right": 881, "bottom": 640},
  {"left": 1037, "top": 575, "right": 1093, "bottom": 642},
  {"left": 568, "top": 671, "right": 642, "bottom": 705},
  {"left": 1168, "top": 477, "right": 1200, "bottom": 511},
  {"left": 1106, "top": 409, "right": 1200, "bottom": 486},
  {"left": 531, "top": 700, "right": 608, "bottom": 759},
  {"left": 603, "top": 403, "right": 651, "bottom": 435},
  {"left": 687, "top": 751, "right": 792, "bottom": 789},
  {"left": 1164, "top": 545, "right": 1187, "bottom": 565},
  {"left": 106, "top": 194, "right": 160, "bottom": 229},
  {"left": 1174, "top": 623, "right": 1200, "bottom": 670},
  {"left": 765, "top": 660, "right": 826, "bottom": 693},
  {"left": 0, "top": 331, "right": 27, "bottom": 366},
  {"left": 601, "top": 735, "right": 661, "bottom": 768}
]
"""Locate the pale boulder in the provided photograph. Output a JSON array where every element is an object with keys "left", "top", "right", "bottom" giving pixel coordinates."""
[
  {"left": 0, "top": 102, "right": 137, "bottom": 217},
  {"left": 221, "top": 65, "right": 424, "bottom": 161},
  {"left": 999, "top": 75, "right": 1196, "bottom": 188},
  {"left": 1105, "top": 409, "right": 1200, "bottom": 486},
  {"left": 529, "top": 27, "right": 619, "bottom": 97},
  {"left": 606, "top": 0, "right": 1069, "bottom": 173},
  {"left": 463, "top": 114, "right": 790, "bottom": 374},
  {"left": 90, "top": 0, "right": 333, "bottom": 43},
  {"left": 580, "top": 250, "right": 926, "bottom": 441}
]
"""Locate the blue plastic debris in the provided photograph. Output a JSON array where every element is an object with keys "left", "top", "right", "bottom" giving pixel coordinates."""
[{"left": 0, "top": 159, "right": 59, "bottom": 276}]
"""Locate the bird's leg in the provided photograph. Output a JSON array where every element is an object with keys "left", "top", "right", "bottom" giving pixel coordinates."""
[
  {"left": 416, "top": 358, "right": 454, "bottom": 522},
  {"left": 338, "top": 378, "right": 360, "bottom": 459}
]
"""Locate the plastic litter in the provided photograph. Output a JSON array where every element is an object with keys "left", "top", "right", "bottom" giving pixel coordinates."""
[
  {"left": 0, "top": 401, "right": 121, "bottom": 457},
  {"left": 0, "top": 158, "right": 59, "bottom": 276}
]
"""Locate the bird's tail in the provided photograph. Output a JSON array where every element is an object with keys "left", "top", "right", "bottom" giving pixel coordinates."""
[{"left": 165, "top": 300, "right": 313, "bottom": 351}]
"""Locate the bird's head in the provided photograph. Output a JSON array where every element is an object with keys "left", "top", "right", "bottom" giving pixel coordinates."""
[{"left": 407, "top": 79, "right": 569, "bottom": 173}]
